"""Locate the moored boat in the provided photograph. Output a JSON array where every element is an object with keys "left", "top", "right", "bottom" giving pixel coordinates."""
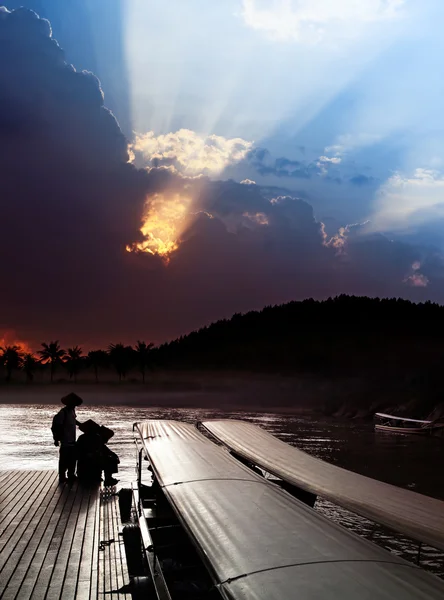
[
  {"left": 122, "top": 419, "right": 444, "bottom": 600},
  {"left": 374, "top": 412, "right": 436, "bottom": 434}
]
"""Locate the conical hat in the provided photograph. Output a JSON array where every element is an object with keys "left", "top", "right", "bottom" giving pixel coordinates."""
[
  {"left": 61, "top": 392, "right": 83, "bottom": 406},
  {"left": 78, "top": 419, "right": 101, "bottom": 434}
]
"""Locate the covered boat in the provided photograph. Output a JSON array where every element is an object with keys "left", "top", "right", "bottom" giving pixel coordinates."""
[
  {"left": 374, "top": 412, "right": 436, "bottom": 434},
  {"left": 132, "top": 419, "right": 444, "bottom": 600},
  {"left": 201, "top": 419, "right": 444, "bottom": 551}
]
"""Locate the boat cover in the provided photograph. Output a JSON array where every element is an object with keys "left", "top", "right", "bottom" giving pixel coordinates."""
[
  {"left": 375, "top": 413, "right": 431, "bottom": 424},
  {"left": 134, "top": 420, "right": 444, "bottom": 600},
  {"left": 201, "top": 419, "right": 444, "bottom": 552}
]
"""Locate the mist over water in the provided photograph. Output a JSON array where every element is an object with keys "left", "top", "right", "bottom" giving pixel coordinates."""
[{"left": 0, "top": 402, "right": 443, "bottom": 578}]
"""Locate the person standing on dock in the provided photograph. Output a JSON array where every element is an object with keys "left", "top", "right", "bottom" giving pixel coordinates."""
[{"left": 51, "top": 392, "right": 83, "bottom": 483}]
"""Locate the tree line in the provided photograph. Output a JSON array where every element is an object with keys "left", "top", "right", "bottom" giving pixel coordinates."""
[
  {"left": 3, "top": 295, "right": 444, "bottom": 383},
  {"left": 0, "top": 341, "right": 153, "bottom": 383}
]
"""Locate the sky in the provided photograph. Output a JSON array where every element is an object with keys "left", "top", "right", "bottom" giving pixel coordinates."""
[{"left": 2, "top": 1, "right": 444, "bottom": 349}]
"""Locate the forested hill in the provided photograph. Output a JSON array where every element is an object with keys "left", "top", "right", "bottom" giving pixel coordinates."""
[{"left": 152, "top": 295, "right": 444, "bottom": 376}]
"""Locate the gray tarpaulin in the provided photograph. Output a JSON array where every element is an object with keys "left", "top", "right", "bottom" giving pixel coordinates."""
[
  {"left": 201, "top": 419, "right": 444, "bottom": 551},
  {"left": 134, "top": 420, "right": 444, "bottom": 600}
]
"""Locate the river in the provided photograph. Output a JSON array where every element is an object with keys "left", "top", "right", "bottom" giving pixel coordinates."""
[{"left": 0, "top": 403, "right": 443, "bottom": 578}]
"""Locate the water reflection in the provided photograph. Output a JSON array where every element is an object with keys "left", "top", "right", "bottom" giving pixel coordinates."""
[{"left": 0, "top": 403, "right": 443, "bottom": 577}]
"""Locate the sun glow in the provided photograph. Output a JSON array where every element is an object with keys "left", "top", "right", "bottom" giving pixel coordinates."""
[
  {"left": 0, "top": 330, "right": 32, "bottom": 353},
  {"left": 126, "top": 193, "right": 192, "bottom": 262}
]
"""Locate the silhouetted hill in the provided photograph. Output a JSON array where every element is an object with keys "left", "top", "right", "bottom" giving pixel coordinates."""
[
  {"left": 151, "top": 295, "right": 444, "bottom": 418},
  {"left": 153, "top": 295, "right": 444, "bottom": 373}
]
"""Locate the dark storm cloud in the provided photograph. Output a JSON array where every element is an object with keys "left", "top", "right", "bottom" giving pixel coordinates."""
[
  {"left": 0, "top": 7, "right": 149, "bottom": 339},
  {"left": 4, "top": 0, "right": 132, "bottom": 135},
  {"left": 3, "top": 6, "right": 444, "bottom": 349},
  {"left": 147, "top": 168, "right": 443, "bottom": 308}
]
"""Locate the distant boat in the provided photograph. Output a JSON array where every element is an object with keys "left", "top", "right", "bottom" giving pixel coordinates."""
[{"left": 374, "top": 412, "right": 440, "bottom": 434}]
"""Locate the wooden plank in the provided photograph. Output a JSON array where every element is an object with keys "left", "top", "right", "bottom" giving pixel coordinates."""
[
  {"left": 0, "top": 471, "right": 47, "bottom": 545},
  {"left": 41, "top": 483, "right": 83, "bottom": 600},
  {"left": 0, "top": 472, "right": 59, "bottom": 599},
  {"left": 0, "top": 471, "right": 25, "bottom": 498},
  {"left": 0, "top": 470, "right": 33, "bottom": 495},
  {"left": 59, "top": 486, "right": 91, "bottom": 600},
  {"left": 106, "top": 496, "right": 119, "bottom": 598},
  {"left": 0, "top": 471, "right": 53, "bottom": 569},
  {"left": 104, "top": 496, "right": 115, "bottom": 600},
  {"left": 89, "top": 488, "right": 100, "bottom": 600},
  {"left": 0, "top": 472, "right": 54, "bottom": 582},
  {"left": 0, "top": 470, "right": 13, "bottom": 483},
  {"left": 0, "top": 473, "right": 31, "bottom": 528},
  {"left": 76, "top": 487, "right": 100, "bottom": 600},
  {"left": 29, "top": 481, "right": 80, "bottom": 600},
  {"left": 97, "top": 490, "right": 107, "bottom": 600},
  {"left": 14, "top": 482, "right": 72, "bottom": 600},
  {"left": 0, "top": 472, "right": 41, "bottom": 527},
  {"left": 0, "top": 470, "right": 20, "bottom": 486},
  {"left": 44, "top": 482, "right": 84, "bottom": 600}
]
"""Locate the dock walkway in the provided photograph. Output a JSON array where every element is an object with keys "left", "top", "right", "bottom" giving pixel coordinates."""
[{"left": 0, "top": 470, "right": 131, "bottom": 600}]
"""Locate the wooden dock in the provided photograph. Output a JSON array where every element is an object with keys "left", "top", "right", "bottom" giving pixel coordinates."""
[{"left": 0, "top": 470, "right": 131, "bottom": 600}]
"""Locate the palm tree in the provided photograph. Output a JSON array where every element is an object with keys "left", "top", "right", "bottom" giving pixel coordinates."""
[
  {"left": 22, "top": 353, "right": 38, "bottom": 383},
  {"left": 38, "top": 341, "right": 66, "bottom": 383},
  {"left": 108, "top": 343, "right": 134, "bottom": 382},
  {"left": 87, "top": 349, "right": 108, "bottom": 383},
  {"left": 65, "top": 346, "right": 83, "bottom": 382},
  {"left": 134, "top": 341, "right": 154, "bottom": 383},
  {"left": 0, "top": 345, "right": 24, "bottom": 382}
]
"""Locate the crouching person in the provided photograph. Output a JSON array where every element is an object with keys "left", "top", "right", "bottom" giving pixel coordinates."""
[{"left": 76, "top": 420, "right": 119, "bottom": 486}]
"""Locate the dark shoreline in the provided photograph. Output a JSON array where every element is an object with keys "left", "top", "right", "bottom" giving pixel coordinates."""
[
  {"left": 0, "top": 378, "right": 316, "bottom": 414},
  {"left": 0, "top": 372, "right": 441, "bottom": 421}
]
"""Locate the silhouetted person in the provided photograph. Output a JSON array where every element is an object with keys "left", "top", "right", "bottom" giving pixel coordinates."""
[
  {"left": 51, "top": 392, "right": 83, "bottom": 483},
  {"left": 76, "top": 420, "right": 119, "bottom": 486}
]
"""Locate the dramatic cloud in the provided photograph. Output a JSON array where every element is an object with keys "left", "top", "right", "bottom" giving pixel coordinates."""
[
  {"left": 240, "top": 0, "right": 404, "bottom": 43},
  {"left": 371, "top": 169, "right": 444, "bottom": 231},
  {"left": 132, "top": 129, "right": 252, "bottom": 176},
  {"left": 2, "top": 6, "right": 444, "bottom": 350},
  {"left": 0, "top": 7, "right": 150, "bottom": 343}
]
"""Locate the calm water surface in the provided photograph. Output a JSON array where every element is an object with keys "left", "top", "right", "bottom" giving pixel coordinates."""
[{"left": 0, "top": 403, "right": 443, "bottom": 577}]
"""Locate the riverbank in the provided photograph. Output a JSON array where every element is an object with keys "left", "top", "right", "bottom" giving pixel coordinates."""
[
  {"left": 0, "top": 370, "right": 442, "bottom": 420},
  {"left": 0, "top": 372, "right": 322, "bottom": 413}
]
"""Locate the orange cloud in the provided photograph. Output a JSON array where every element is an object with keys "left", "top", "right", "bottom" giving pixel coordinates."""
[{"left": 0, "top": 330, "right": 33, "bottom": 353}]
